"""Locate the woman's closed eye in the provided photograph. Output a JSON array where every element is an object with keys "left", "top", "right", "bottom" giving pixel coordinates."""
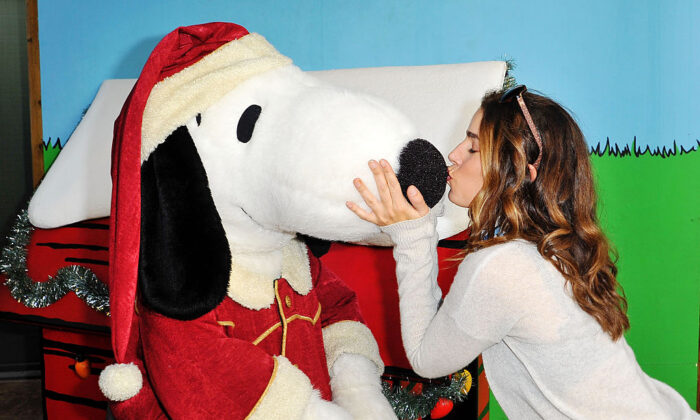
[{"left": 467, "top": 132, "right": 480, "bottom": 153}]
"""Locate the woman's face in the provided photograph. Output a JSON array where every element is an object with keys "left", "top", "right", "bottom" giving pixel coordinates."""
[{"left": 447, "top": 108, "right": 484, "bottom": 208}]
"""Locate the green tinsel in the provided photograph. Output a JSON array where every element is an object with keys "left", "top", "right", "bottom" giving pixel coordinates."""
[
  {"left": 382, "top": 373, "right": 469, "bottom": 420},
  {"left": 502, "top": 56, "right": 517, "bottom": 90},
  {"left": 0, "top": 209, "right": 110, "bottom": 315}
]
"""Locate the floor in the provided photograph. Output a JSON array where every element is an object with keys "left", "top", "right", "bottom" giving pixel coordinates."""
[{"left": 0, "top": 379, "right": 43, "bottom": 420}]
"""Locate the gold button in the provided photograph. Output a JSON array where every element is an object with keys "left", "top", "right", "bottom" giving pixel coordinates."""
[
  {"left": 217, "top": 321, "right": 235, "bottom": 329},
  {"left": 284, "top": 296, "right": 292, "bottom": 308}
]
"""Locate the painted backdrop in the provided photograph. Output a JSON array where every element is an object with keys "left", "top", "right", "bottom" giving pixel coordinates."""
[{"left": 36, "top": 0, "right": 699, "bottom": 417}]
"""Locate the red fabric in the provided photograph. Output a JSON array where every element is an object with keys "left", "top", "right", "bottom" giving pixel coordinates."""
[
  {"left": 45, "top": 399, "right": 109, "bottom": 420},
  {"left": 109, "top": 22, "right": 249, "bottom": 364},
  {"left": 159, "top": 23, "right": 248, "bottom": 79},
  {"left": 111, "top": 252, "right": 365, "bottom": 419},
  {"left": 319, "top": 230, "right": 468, "bottom": 369},
  {"left": 310, "top": 251, "right": 365, "bottom": 328},
  {"left": 138, "top": 305, "right": 276, "bottom": 419}
]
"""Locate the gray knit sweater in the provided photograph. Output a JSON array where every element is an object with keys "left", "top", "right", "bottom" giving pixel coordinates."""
[{"left": 381, "top": 212, "right": 698, "bottom": 419}]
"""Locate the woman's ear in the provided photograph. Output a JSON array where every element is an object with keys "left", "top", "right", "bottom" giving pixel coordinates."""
[
  {"left": 139, "top": 125, "right": 231, "bottom": 320},
  {"left": 527, "top": 163, "right": 538, "bottom": 182}
]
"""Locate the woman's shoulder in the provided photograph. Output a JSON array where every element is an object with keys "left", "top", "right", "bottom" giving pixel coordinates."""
[
  {"left": 458, "top": 239, "right": 552, "bottom": 288},
  {"left": 466, "top": 239, "right": 543, "bottom": 268},
  {"left": 445, "top": 239, "right": 556, "bottom": 320}
]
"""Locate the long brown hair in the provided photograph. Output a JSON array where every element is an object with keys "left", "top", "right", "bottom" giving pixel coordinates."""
[{"left": 466, "top": 89, "right": 630, "bottom": 339}]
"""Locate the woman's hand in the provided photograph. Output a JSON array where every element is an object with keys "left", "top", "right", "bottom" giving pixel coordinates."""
[{"left": 346, "top": 159, "right": 430, "bottom": 226}]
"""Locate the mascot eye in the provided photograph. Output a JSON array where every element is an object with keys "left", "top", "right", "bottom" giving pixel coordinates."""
[{"left": 237, "top": 105, "right": 262, "bottom": 143}]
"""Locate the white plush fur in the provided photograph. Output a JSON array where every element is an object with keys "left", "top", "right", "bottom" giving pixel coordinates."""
[
  {"left": 227, "top": 237, "right": 312, "bottom": 310},
  {"left": 248, "top": 356, "right": 314, "bottom": 420},
  {"left": 98, "top": 362, "right": 143, "bottom": 402},
  {"left": 183, "top": 66, "right": 409, "bottom": 418},
  {"left": 301, "top": 390, "right": 353, "bottom": 420},
  {"left": 186, "top": 64, "right": 420, "bottom": 279},
  {"left": 322, "top": 320, "right": 384, "bottom": 376},
  {"left": 141, "top": 33, "right": 291, "bottom": 161},
  {"left": 330, "top": 353, "right": 397, "bottom": 420}
]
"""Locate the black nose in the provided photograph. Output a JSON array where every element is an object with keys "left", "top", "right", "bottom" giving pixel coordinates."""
[{"left": 395, "top": 139, "right": 448, "bottom": 208}]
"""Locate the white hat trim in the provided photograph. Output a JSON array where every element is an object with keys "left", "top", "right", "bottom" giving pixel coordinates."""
[
  {"left": 141, "top": 33, "right": 292, "bottom": 162},
  {"left": 98, "top": 362, "right": 143, "bottom": 402}
]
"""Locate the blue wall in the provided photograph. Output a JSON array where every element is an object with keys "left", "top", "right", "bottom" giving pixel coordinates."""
[{"left": 39, "top": 0, "right": 698, "bottom": 151}]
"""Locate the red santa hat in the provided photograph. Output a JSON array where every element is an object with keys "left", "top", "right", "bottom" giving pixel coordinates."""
[{"left": 99, "top": 22, "right": 291, "bottom": 402}]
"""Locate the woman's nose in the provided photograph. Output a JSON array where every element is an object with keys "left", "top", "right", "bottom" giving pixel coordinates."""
[
  {"left": 447, "top": 147, "right": 459, "bottom": 165},
  {"left": 448, "top": 140, "right": 467, "bottom": 164}
]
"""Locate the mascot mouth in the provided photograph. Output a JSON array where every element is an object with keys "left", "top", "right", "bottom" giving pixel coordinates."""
[
  {"left": 239, "top": 205, "right": 293, "bottom": 236},
  {"left": 239, "top": 206, "right": 262, "bottom": 227}
]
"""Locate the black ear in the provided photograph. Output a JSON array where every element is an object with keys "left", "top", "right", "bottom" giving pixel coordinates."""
[{"left": 139, "top": 125, "right": 231, "bottom": 320}]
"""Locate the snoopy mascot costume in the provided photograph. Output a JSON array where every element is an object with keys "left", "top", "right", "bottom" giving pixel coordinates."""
[{"left": 97, "top": 22, "right": 448, "bottom": 419}]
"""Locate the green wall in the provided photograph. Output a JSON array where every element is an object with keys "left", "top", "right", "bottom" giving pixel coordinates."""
[{"left": 594, "top": 148, "right": 699, "bottom": 404}]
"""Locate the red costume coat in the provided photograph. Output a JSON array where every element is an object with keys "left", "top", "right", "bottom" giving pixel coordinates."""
[{"left": 111, "top": 249, "right": 370, "bottom": 419}]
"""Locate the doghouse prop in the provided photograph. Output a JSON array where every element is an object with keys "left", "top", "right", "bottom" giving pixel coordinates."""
[{"left": 1, "top": 22, "right": 506, "bottom": 420}]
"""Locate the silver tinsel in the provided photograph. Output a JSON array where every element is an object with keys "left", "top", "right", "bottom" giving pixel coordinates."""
[{"left": 0, "top": 209, "right": 110, "bottom": 315}]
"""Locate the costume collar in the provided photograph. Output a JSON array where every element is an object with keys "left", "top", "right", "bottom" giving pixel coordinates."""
[{"left": 226, "top": 238, "right": 312, "bottom": 310}]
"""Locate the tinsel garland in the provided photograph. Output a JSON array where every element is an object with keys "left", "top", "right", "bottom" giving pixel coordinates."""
[
  {"left": 503, "top": 57, "right": 517, "bottom": 90},
  {"left": 0, "top": 209, "right": 110, "bottom": 315},
  {"left": 382, "top": 370, "right": 469, "bottom": 420}
]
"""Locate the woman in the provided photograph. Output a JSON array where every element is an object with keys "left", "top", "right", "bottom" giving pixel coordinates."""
[{"left": 346, "top": 86, "right": 698, "bottom": 419}]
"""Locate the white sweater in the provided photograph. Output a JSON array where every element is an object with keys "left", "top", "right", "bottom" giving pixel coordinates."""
[{"left": 381, "top": 212, "right": 698, "bottom": 420}]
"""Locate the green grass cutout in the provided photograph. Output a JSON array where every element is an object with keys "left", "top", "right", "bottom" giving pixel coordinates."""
[
  {"left": 41, "top": 138, "right": 63, "bottom": 172},
  {"left": 591, "top": 146, "right": 699, "bottom": 409},
  {"left": 591, "top": 138, "right": 699, "bottom": 158}
]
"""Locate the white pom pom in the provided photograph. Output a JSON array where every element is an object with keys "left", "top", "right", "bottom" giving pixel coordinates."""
[{"left": 98, "top": 363, "right": 143, "bottom": 401}]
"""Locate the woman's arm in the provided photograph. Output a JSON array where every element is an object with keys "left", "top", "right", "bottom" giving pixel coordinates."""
[
  {"left": 347, "top": 159, "right": 497, "bottom": 377},
  {"left": 381, "top": 214, "right": 495, "bottom": 377}
]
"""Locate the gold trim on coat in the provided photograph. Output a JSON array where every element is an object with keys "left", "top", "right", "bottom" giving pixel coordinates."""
[
  {"left": 251, "top": 301, "right": 322, "bottom": 347},
  {"left": 253, "top": 323, "right": 282, "bottom": 346},
  {"left": 244, "top": 356, "right": 279, "bottom": 420},
  {"left": 274, "top": 280, "right": 289, "bottom": 356}
]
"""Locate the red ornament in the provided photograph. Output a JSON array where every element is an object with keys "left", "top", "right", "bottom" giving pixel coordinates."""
[
  {"left": 429, "top": 398, "right": 454, "bottom": 419},
  {"left": 74, "top": 358, "right": 91, "bottom": 379},
  {"left": 410, "top": 382, "right": 423, "bottom": 395}
]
